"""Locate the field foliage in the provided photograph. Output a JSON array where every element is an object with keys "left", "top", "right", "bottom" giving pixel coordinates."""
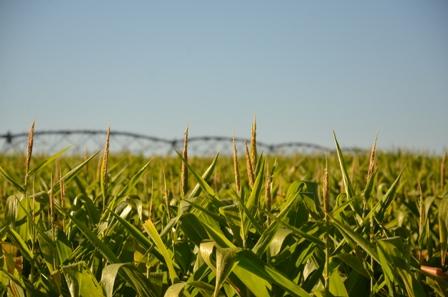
[{"left": 0, "top": 125, "right": 447, "bottom": 296}]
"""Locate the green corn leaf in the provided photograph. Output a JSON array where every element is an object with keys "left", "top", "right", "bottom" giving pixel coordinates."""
[
  {"left": 235, "top": 250, "right": 310, "bottom": 297},
  {"left": 241, "top": 159, "right": 264, "bottom": 241},
  {"left": 59, "top": 151, "right": 99, "bottom": 184},
  {"left": 164, "top": 282, "right": 187, "bottom": 297},
  {"left": 109, "top": 211, "right": 152, "bottom": 249},
  {"left": 187, "top": 281, "right": 215, "bottom": 296},
  {"left": 329, "top": 268, "right": 349, "bottom": 297},
  {"left": 377, "top": 171, "right": 402, "bottom": 220},
  {"left": 361, "top": 172, "right": 402, "bottom": 228},
  {"left": 278, "top": 220, "right": 324, "bottom": 248},
  {"left": 100, "top": 263, "right": 131, "bottom": 297},
  {"left": 1, "top": 269, "right": 47, "bottom": 297},
  {"left": 335, "top": 253, "right": 369, "bottom": 278},
  {"left": 377, "top": 239, "right": 426, "bottom": 297},
  {"left": 245, "top": 158, "right": 265, "bottom": 215},
  {"left": 189, "top": 153, "right": 219, "bottom": 198},
  {"left": 63, "top": 264, "right": 105, "bottom": 297},
  {"left": 201, "top": 219, "right": 236, "bottom": 248},
  {"left": 180, "top": 213, "right": 208, "bottom": 245},
  {"left": 38, "top": 231, "right": 72, "bottom": 266},
  {"left": 0, "top": 165, "right": 24, "bottom": 192},
  {"left": 252, "top": 220, "right": 281, "bottom": 256},
  {"left": 232, "top": 265, "right": 271, "bottom": 297},
  {"left": 183, "top": 199, "right": 226, "bottom": 225},
  {"left": 268, "top": 228, "right": 293, "bottom": 257},
  {"left": 214, "top": 247, "right": 238, "bottom": 297},
  {"left": 28, "top": 146, "right": 70, "bottom": 176},
  {"left": 333, "top": 132, "right": 354, "bottom": 199},
  {"left": 116, "top": 160, "right": 151, "bottom": 198},
  {"left": 176, "top": 151, "right": 218, "bottom": 199},
  {"left": 330, "top": 215, "right": 379, "bottom": 263},
  {"left": 70, "top": 214, "right": 159, "bottom": 296},
  {"left": 199, "top": 241, "right": 216, "bottom": 270},
  {"left": 69, "top": 214, "right": 118, "bottom": 262},
  {"left": 143, "top": 219, "right": 178, "bottom": 284},
  {"left": 438, "top": 198, "right": 448, "bottom": 266},
  {"left": 238, "top": 191, "right": 263, "bottom": 235},
  {"left": 178, "top": 154, "right": 220, "bottom": 217},
  {"left": 7, "top": 227, "right": 34, "bottom": 262},
  {"left": 253, "top": 182, "right": 316, "bottom": 255}
]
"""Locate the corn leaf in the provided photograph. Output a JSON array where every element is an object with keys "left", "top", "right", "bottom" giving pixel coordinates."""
[{"left": 143, "top": 219, "right": 178, "bottom": 284}]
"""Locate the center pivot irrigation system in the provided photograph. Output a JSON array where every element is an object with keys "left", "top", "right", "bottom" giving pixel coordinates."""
[{"left": 0, "top": 129, "right": 358, "bottom": 155}]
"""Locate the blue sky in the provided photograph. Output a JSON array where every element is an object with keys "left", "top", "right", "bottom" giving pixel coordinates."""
[{"left": 1, "top": 1, "right": 447, "bottom": 152}]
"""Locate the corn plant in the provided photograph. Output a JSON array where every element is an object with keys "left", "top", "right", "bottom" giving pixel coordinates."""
[{"left": 0, "top": 123, "right": 447, "bottom": 296}]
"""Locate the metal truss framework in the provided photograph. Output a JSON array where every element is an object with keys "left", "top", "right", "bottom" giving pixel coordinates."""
[{"left": 0, "top": 130, "right": 335, "bottom": 156}]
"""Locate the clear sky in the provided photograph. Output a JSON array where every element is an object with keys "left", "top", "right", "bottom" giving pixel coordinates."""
[{"left": 1, "top": 1, "right": 447, "bottom": 152}]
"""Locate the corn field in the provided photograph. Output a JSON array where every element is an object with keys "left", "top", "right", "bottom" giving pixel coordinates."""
[{"left": 0, "top": 123, "right": 447, "bottom": 296}]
